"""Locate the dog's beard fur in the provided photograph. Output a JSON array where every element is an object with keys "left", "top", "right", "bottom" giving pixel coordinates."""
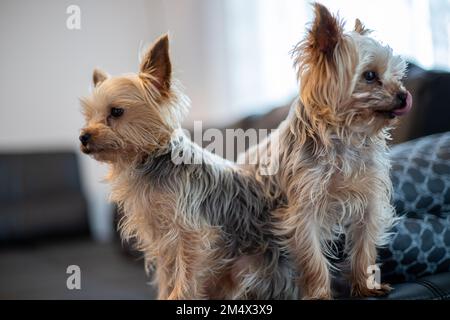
[
  {"left": 241, "top": 3, "right": 409, "bottom": 299},
  {"left": 79, "top": 35, "right": 297, "bottom": 299}
]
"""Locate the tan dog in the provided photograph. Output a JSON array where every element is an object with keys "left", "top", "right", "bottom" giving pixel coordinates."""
[
  {"left": 79, "top": 35, "right": 296, "bottom": 299},
  {"left": 242, "top": 3, "right": 412, "bottom": 299}
]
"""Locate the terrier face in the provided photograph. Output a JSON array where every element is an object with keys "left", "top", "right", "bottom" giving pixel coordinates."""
[
  {"left": 79, "top": 35, "right": 182, "bottom": 163},
  {"left": 294, "top": 3, "right": 412, "bottom": 135}
]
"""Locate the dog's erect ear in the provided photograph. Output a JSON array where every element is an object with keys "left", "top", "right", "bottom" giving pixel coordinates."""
[
  {"left": 93, "top": 68, "right": 109, "bottom": 87},
  {"left": 354, "top": 18, "right": 371, "bottom": 35},
  {"left": 140, "top": 34, "right": 171, "bottom": 93},
  {"left": 308, "top": 3, "right": 343, "bottom": 57}
]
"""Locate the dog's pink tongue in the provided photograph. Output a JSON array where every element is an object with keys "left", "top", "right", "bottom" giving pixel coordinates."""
[{"left": 393, "top": 91, "right": 413, "bottom": 116}]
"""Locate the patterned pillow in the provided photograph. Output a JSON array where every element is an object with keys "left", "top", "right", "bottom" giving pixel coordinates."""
[{"left": 380, "top": 132, "right": 450, "bottom": 283}]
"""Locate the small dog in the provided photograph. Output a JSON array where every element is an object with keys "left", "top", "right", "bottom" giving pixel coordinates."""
[
  {"left": 79, "top": 34, "right": 295, "bottom": 299},
  {"left": 242, "top": 3, "right": 412, "bottom": 299}
]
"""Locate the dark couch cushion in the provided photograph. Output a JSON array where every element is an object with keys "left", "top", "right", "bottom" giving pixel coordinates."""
[
  {"left": 0, "top": 152, "right": 82, "bottom": 203},
  {"left": 376, "top": 272, "right": 450, "bottom": 300},
  {"left": 0, "top": 151, "right": 89, "bottom": 242},
  {"left": 394, "top": 64, "right": 450, "bottom": 144},
  {"left": 380, "top": 132, "right": 450, "bottom": 283},
  {"left": 390, "top": 132, "right": 450, "bottom": 217}
]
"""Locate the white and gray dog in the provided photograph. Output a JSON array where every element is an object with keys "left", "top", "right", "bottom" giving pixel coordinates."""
[{"left": 241, "top": 3, "right": 412, "bottom": 299}]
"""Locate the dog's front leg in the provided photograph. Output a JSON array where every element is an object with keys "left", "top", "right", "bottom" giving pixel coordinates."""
[
  {"left": 166, "top": 230, "right": 211, "bottom": 300},
  {"left": 166, "top": 247, "right": 198, "bottom": 299},
  {"left": 154, "top": 257, "right": 174, "bottom": 300},
  {"left": 346, "top": 198, "right": 392, "bottom": 297},
  {"left": 289, "top": 211, "right": 332, "bottom": 299}
]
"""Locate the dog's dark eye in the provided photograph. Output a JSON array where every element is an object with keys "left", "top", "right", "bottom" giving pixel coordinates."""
[
  {"left": 110, "top": 107, "right": 124, "bottom": 118},
  {"left": 363, "top": 71, "right": 378, "bottom": 83}
]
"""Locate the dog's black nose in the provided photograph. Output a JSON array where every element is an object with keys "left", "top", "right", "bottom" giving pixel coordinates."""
[
  {"left": 79, "top": 133, "right": 91, "bottom": 146},
  {"left": 397, "top": 92, "right": 407, "bottom": 107}
]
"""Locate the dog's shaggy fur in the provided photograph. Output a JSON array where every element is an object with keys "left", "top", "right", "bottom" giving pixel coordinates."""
[
  {"left": 79, "top": 35, "right": 296, "bottom": 299},
  {"left": 241, "top": 3, "right": 412, "bottom": 299}
]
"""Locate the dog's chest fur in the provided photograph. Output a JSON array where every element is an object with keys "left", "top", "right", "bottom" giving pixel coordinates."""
[
  {"left": 329, "top": 138, "right": 379, "bottom": 188},
  {"left": 108, "top": 163, "right": 183, "bottom": 258},
  {"left": 279, "top": 129, "right": 391, "bottom": 231},
  {"left": 326, "top": 140, "right": 384, "bottom": 219}
]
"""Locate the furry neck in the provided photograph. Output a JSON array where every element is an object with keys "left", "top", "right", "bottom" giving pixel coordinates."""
[
  {"left": 287, "top": 98, "right": 389, "bottom": 157},
  {"left": 107, "top": 133, "right": 181, "bottom": 184}
]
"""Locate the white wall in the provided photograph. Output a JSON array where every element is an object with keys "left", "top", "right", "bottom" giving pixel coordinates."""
[{"left": 163, "top": 0, "right": 232, "bottom": 126}]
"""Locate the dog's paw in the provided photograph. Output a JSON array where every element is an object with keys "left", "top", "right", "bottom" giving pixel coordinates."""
[{"left": 351, "top": 283, "right": 392, "bottom": 298}]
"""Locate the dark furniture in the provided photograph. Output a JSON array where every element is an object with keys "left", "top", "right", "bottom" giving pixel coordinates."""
[
  {"left": 0, "top": 151, "right": 154, "bottom": 299},
  {"left": 0, "top": 152, "right": 89, "bottom": 242}
]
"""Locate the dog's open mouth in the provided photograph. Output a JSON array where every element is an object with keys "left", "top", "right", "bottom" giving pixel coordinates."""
[{"left": 375, "top": 91, "right": 413, "bottom": 118}]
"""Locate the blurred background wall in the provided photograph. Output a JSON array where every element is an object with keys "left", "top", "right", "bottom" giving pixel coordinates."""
[
  {"left": 0, "top": 0, "right": 167, "bottom": 241},
  {"left": 0, "top": 0, "right": 449, "bottom": 241}
]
